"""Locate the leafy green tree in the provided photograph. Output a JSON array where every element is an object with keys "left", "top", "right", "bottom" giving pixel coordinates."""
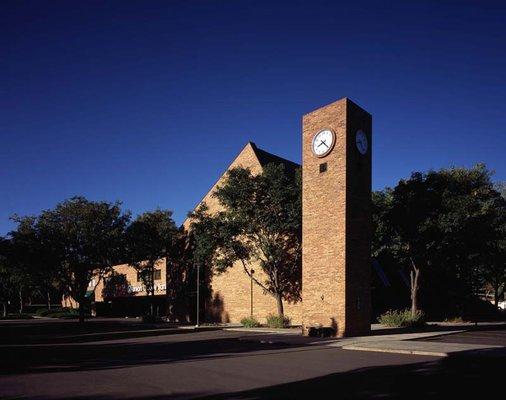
[
  {"left": 4, "top": 218, "right": 41, "bottom": 314},
  {"left": 37, "top": 197, "right": 130, "bottom": 322},
  {"left": 190, "top": 164, "right": 301, "bottom": 318},
  {"left": 9, "top": 215, "right": 62, "bottom": 310},
  {"left": 0, "top": 237, "right": 15, "bottom": 317},
  {"left": 125, "top": 209, "right": 178, "bottom": 317},
  {"left": 374, "top": 164, "right": 506, "bottom": 318},
  {"left": 102, "top": 272, "right": 132, "bottom": 299}
]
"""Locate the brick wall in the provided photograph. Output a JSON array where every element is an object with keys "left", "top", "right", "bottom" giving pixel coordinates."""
[
  {"left": 302, "top": 98, "right": 371, "bottom": 336},
  {"left": 184, "top": 142, "right": 303, "bottom": 325}
]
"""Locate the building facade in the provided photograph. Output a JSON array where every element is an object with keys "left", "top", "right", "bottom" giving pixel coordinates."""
[{"left": 72, "top": 98, "right": 373, "bottom": 336}]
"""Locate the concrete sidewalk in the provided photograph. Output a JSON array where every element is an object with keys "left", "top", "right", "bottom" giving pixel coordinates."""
[
  {"left": 341, "top": 340, "right": 504, "bottom": 357},
  {"left": 234, "top": 323, "right": 506, "bottom": 357}
]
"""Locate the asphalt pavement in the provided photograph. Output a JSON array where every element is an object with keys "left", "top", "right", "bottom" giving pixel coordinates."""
[{"left": 0, "top": 319, "right": 504, "bottom": 399}]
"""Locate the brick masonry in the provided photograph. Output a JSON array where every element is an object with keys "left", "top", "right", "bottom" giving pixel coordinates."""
[
  {"left": 302, "top": 98, "right": 371, "bottom": 337},
  {"left": 77, "top": 99, "right": 370, "bottom": 331},
  {"left": 183, "top": 143, "right": 302, "bottom": 325}
]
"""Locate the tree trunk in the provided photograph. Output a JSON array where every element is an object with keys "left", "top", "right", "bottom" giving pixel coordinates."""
[
  {"left": 79, "top": 303, "right": 85, "bottom": 323},
  {"left": 78, "top": 290, "right": 86, "bottom": 323},
  {"left": 47, "top": 291, "right": 51, "bottom": 310},
  {"left": 410, "top": 260, "right": 420, "bottom": 317},
  {"left": 494, "top": 285, "right": 499, "bottom": 308},
  {"left": 275, "top": 293, "right": 284, "bottom": 318},
  {"left": 2, "top": 302, "right": 6, "bottom": 317},
  {"left": 18, "top": 288, "right": 23, "bottom": 314}
]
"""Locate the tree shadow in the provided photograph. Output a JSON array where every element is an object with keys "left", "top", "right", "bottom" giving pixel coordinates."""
[
  {"left": 9, "top": 347, "right": 504, "bottom": 400},
  {"left": 1, "top": 332, "right": 295, "bottom": 375}
]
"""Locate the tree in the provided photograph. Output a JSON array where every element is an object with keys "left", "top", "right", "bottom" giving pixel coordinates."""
[
  {"left": 9, "top": 215, "right": 62, "bottom": 310},
  {"left": 102, "top": 272, "right": 132, "bottom": 299},
  {"left": 37, "top": 197, "right": 130, "bottom": 322},
  {"left": 190, "top": 164, "right": 302, "bottom": 318},
  {"left": 0, "top": 237, "right": 15, "bottom": 317},
  {"left": 375, "top": 164, "right": 506, "bottom": 318},
  {"left": 125, "top": 209, "right": 178, "bottom": 317},
  {"left": 4, "top": 218, "right": 40, "bottom": 314}
]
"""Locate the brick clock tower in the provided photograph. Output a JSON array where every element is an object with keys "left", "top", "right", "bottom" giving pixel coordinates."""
[{"left": 302, "top": 98, "right": 372, "bottom": 337}]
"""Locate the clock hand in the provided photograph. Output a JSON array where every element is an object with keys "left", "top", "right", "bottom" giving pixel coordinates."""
[{"left": 320, "top": 140, "right": 329, "bottom": 149}]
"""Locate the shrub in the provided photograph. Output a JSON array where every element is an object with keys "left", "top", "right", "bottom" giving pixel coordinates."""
[
  {"left": 0, "top": 313, "right": 33, "bottom": 320},
  {"left": 43, "top": 308, "right": 80, "bottom": 319},
  {"left": 378, "top": 309, "right": 426, "bottom": 328},
  {"left": 266, "top": 314, "right": 291, "bottom": 328},
  {"left": 240, "top": 316, "right": 261, "bottom": 328}
]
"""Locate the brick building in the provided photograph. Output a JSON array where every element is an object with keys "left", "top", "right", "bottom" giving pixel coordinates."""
[
  {"left": 73, "top": 98, "right": 372, "bottom": 336},
  {"left": 182, "top": 142, "right": 303, "bottom": 325}
]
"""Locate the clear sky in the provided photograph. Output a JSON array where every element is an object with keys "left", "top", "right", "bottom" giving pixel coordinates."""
[{"left": 2, "top": 0, "right": 505, "bottom": 234}]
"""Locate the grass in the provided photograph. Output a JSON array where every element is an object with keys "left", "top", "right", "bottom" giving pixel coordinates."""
[
  {"left": 0, "top": 313, "right": 34, "bottom": 320},
  {"left": 378, "top": 309, "right": 426, "bottom": 328},
  {"left": 35, "top": 307, "right": 80, "bottom": 319},
  {"left": 240, "top": 316, "right": 261, "bottom": 328},
  {"left": 266, "top": 314, "right": 291, "bottom": 328}
]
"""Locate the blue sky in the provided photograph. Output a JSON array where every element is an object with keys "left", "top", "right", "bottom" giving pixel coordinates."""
[{"left": 2, "top": 0, "right": 505, "bottom": 234}]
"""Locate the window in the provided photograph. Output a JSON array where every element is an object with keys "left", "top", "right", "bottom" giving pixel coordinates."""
[
  {"left": 137, "top": 269, "right": 162, "bottom": 281},
  {"left": 319, "top": 162, "right": 327, "bottom": 173},
  {"left": 154, "top": 269, "right": 161, "bottom": 280}
]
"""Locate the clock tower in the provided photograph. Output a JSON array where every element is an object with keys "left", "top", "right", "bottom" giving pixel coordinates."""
[{"left": 302, "top": 98, "right": 372, "bottom": 337}]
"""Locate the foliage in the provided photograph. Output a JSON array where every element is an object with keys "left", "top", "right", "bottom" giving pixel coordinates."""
[
  {"left": 102, "top": 272, "right": 132, "bottom": 299},
  {"left": 0, "top": 313, "right": 34, "bottom": 320},
  {"left": 266, "top": 313, "right": 291, "bottom": 328},
  {"left": 35, "top": 307, "right": 80, "bottom": 319},
  {"left": 240, "top": 316, "right": 261, "bottom": 327},
  {"left": 36, "top": 196, "right": 130, "bottom": 322},
  {"left": 125, "top": 209, "right": 178, "bottom": 316},
  {"left": 189, "top": 164, "right": 302, "bottom": 317},
  {"left": 378, "top": 309, "right": 426, "bottom": 328},
  {"left": 0, "top": 239, "right": 15, "bottom": 317},
  {"left": 373, "top": 165, "right": 506, "bottom": 319}
]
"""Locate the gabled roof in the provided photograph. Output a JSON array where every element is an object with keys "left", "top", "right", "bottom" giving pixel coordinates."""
[
  {"left": 249, "top": 142, "right": 300, "bottom": 175},
  {"left": 182, "top": 142, "right": 299, "bottom": 229}
]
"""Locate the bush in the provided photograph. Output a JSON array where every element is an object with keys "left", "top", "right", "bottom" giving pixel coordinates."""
[
  {"left": 378, "top": 309, "right": 426, "bottom": 328},
  {"left": 41, "top": 308, "right": 80, "bottom": 319},
  {"left": 240, "top": 316, "right": 261, "bottom": 328},
  {"left": 0, "top": 313, "right": 33, "bottom": 320},
  {"left": 266, "top": 314, "right": 291, "bottom": 328},
  {"left": 35, "top": 308, "right": 54, "bottom": 316}
]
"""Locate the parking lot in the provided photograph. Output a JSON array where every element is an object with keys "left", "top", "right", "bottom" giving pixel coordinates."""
[{"left": 0, "top": 319, "right": 504, "bottom": 399}]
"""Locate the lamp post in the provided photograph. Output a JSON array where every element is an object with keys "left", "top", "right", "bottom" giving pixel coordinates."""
[
  {"left": 196, "top": 264, "right": 200, "bottom": 327},
  {"left": 250, "top": 269, "right": 255, "bottom": 317}
]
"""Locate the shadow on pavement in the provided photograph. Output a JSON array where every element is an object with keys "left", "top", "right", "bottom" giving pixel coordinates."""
[
  {"left": 1, "top": 335, "right": 296, "bottom": 375},
  {"left": 14, "top": 348, "right": 504, "bottom": 400},
  {"left": 0, "top": 319, "right": 220, "bottom": 345}
]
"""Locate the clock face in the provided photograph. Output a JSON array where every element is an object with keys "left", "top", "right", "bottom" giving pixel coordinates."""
[
  {"left": 355, "top": 130, "right": 368, "bottom": 155},
  {"left": 312, "top": 129, "right": 335, "bottom": 157}
]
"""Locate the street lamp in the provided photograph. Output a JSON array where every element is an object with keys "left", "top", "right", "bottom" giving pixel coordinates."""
[
  {"left": 195, "top": 264, "right": 200, "bottom": 328},
  {"left": 250, "top": 269, "right": 255, "bottom": 317}
]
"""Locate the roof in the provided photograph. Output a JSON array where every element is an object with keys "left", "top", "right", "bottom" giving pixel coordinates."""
[
  {"left": 182, "top": 142, "right": 300, "bottom": 229},
  {"left": 249, "top": 142, "right": 300, "bottom": 175}
]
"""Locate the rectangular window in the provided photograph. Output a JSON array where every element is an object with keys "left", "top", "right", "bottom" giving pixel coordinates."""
[
  {"left": 319, "top": 162, "right": 327, "bottom": 173},
  {"left": 154, "top": 269, "right": 161, "bottom": 280}
]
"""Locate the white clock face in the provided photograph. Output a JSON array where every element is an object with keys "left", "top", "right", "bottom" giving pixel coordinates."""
[
  {"left": 312, "top": 129, "right": 335, "bottom": 157},
  {"left": 355, "top": 130, "right": 368, "bottom": 155}
]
